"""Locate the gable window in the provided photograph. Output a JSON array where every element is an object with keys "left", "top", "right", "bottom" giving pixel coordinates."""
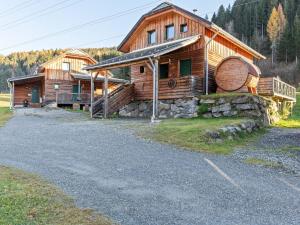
[
  {"left": 140, "top": 66, "right": 145, "bottom": 74},
  {"left": 180, "top": 59, "right": 192, "bottom": 76},
  {"left": 180, "top": 24, "right": 188, "bottom": 33},
  {"left": 148, "top": 30, "right": 156, "bottom": 45},
  {"left": 165, "top": 24, "right": 175, "bottom": 40},
  {"left": 62, "top": 62, "right": 70, "bottom": 72},
  {"left": 159, "top": 63, "right": 169, "bottom": 79}
]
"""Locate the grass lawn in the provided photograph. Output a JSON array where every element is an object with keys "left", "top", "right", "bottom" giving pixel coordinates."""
[
  {"left": 0, "top": 94, "right": 12, "bottom": 126},
  {"left": 244, "top": 157, "right": 283, "bottom": 169},
  {"left": 143, "top": 117, "right": 264, "bottom": 155},
  {"left": 275, "top": 93, "right": 300, "bottom": 128},
  {"left": 0, "top": 166, "right": 114, "bottom": 225}
]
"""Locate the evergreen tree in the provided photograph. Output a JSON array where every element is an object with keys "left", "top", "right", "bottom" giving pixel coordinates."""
[{"left": 294, "top": 10, "right": 300, "bottom": 64}]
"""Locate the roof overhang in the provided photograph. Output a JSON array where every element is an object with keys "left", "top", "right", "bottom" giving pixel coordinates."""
[
  {"left": 7, "top": 74, "right": 44, "bottom": 84},
  {"left": 71, "top": 73, "right": 129, "bottom": 84},
  {"left": 84, "top": 35, "right": 201, "bottom": 71}
]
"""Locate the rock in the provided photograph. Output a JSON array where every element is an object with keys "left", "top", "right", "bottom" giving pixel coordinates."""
[
  {"left": 206, "top": 130, "right": 221, "bottom": 139},
  {"left": 203, "top": 113, "right": 212, "bottom": 118},
  {"left": 236, "top": 104, "right": 255, "bottom": 110},
  {"left": 159, "top": 102, "right": 171, "bottom": 111},
  {"left": 200, "top": 99, "right": 215, "bottom": 104},
  {"left": 223, "top": 110, "right": 238, "bottom": 117},
  {"left": 212, "top": 112, "right": 222, "bottom": 118},
  {"left": 212, "top": 103, "right": 231, "bottom": 113},
  {"left": 217, "top": 98, "right": 226, "bottom": 105},
  {"left": 232, "top": 96, "right": 249, "bottom": 104}
]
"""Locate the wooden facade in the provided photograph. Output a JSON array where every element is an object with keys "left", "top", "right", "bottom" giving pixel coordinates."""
[
  {"left": 121, "top": 5, "right": 263, "bottom": 100},
  {"left": 9, "top": 49, "right": 124, "bottom": 107}
]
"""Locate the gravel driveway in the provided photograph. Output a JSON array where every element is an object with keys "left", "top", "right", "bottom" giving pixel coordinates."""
[{"left": 0, "top": 108, "right": 299, "bottom": 225}]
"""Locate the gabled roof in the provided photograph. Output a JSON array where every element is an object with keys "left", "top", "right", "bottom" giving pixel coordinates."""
[
  {"left": 40, "top": 48, "right": 97, "bottom": 67},
  {"left": 84, "top": 35, "right": 201, "bottom": 71},
  {"left": 118, "top": 2, "right": 265, "bottom": 60}
]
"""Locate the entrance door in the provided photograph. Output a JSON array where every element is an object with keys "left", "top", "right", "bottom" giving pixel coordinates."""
[
  {"left": 31, "top": 86, "right": 40, "bottom": 103},
  {"left": 72, "top": 85, "right": 80, "bottom": 101}
]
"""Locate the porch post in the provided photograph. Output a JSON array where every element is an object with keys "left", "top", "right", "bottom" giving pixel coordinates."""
[
  {"left": 104, "top": 71, "right": 108, "bottom": 119},
  {"left": 78, "top": 80, "right": 81, "bottom": 96},
  {"left": 12, "top": 81, "right": 15, "bottom": 109},
  {"left": 149, "top": 58, "right": 159, "bottom": 122},
  {"left": 90, "top": 71, "right": 94, "bottom": 118}
]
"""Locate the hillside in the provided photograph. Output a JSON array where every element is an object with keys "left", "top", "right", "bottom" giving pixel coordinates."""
[{"left": 0, "top": 48, "right": 124, "bottom": 92}]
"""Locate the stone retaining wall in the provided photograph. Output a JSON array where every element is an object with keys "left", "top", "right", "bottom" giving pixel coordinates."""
[
  {"left": 199, "top": 95, "right": 280, "bottom": 125},
  {"left": 119, "top": 98, "right": 198, "bottom": 119},
  {"left": 205, "top": 120, "right": 262, "bottom": 143}
]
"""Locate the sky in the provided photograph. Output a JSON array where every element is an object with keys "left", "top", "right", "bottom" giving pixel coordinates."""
[{"left": 0, "top": 0, "right": 234, "bottom": 55}]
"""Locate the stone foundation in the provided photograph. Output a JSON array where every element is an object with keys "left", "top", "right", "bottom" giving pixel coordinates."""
[
  {"left": 199, "top": 94, "right": 280, "bottom": 125},
  {"left": 119, "top": 98, "right": 198, "bottom": 119}
]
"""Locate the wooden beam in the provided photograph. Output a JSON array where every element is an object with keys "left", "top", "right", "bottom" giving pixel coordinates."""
[
  {"left": 90, "top": 72, "right": 94, "bottom": 118},
  {"left": 104, "top": 72, "right": 109, "bottom": 119}
]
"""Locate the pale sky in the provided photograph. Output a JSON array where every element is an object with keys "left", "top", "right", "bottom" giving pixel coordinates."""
[{"left": 0, "top": 0, "right": 234, "bottom": 55}]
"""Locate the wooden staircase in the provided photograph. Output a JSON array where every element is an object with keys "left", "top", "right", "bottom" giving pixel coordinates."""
[{"left": 92, "top": 84, "right": 134, "bottom": 118}]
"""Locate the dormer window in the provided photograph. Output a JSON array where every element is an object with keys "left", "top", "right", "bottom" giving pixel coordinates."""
[
  {"left": 148, "top": 30, "right": 156, "bottom": 45},
  {"left": 165, "top": 24, "right": 175, "bottom": 40},
  {"left": 62, "top": 62, "right": 70, "bottom": 72},
  {"left": 180, "top": 24, "right": 188, "bottom": 33}
]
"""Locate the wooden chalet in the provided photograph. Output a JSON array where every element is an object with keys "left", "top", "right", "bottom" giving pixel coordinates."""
[
  {"left": 7, "top": 49, "right": 127, "bottom": 108},
  {"left": 83, "top": 2, "right": 297, "bottom": 120}
]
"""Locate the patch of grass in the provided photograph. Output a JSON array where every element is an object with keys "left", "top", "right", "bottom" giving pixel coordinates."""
[
  {"left": 244, "top": 157, "right": 283, "bottom": 168},
  {"left": 275, "top": 93, "right": 300, "bottom": 128},
  {"left": 0, "top": 94, "right": 12, "bottom": 126},
  {"left": 199, "top": 93, "right": 252, "bottom": 99},
  {"left": 0, "top": 166, "right": 114, "bottom": 225},
  {"left": 141, "top": 117, "right": 264, "bottom": 155}
]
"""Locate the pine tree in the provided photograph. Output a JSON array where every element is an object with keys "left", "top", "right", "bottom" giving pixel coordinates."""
[
  {"left": 267, "top": 7, "right": 281, "bottom": 64},
  {"left": 294, "top": 11, "right": 300, "bottom": 64}
]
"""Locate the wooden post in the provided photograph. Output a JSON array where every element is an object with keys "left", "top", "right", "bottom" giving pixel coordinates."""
[
  {"left": 12, "top": 81, "right": 15, "bottom": 109},
  {"left": 90, "top": 72, "right": 94, "bottom": 118},
  {"left": 154, "top": 59, "right": 159, "bottom": 119},
  {"left": 78, "top": 80, "right": 81, "bottom": 95},
  {"left": 104, "top": 71, "right": 108, "bottom": 119}
]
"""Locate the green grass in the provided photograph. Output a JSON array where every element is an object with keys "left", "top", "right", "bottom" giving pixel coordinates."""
[
  {"left": 275, "top": 93, "right": 300, "bottom": 128},
  {"left": 142, "top": 117, "right": 264, "bottom": 155},
  {"left": 0, "top": 166, "right": 114, "bottom": 225},
  {"left": 244, "top": 157, "right": 283, "bottom": 168},
  {"left": 0, "top": 94, "right": 12, "bottom": 126}
]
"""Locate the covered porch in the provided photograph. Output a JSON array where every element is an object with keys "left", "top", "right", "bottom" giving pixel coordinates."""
[
  {"left": 56, "top": 73, "right": 127, "bottom": 106},
  {"left": 84, "top": 35, "right": 205, "bottom": 120}
]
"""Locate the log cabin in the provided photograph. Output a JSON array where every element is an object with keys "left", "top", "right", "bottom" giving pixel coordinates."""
[
  {"left": 84, "top": 2, "right": 296, "bottom": 120},
  {"left": 7, "top": 49, "right": 127, "bottom": 108}
]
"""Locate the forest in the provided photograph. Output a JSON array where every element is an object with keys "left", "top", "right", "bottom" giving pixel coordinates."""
[{"left": 212, "top": 0, "right": 300, "bottom": 86}]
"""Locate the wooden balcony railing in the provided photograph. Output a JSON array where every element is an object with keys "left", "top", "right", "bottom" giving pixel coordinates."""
[
  {"left": 57, "top": 93, "right": 91, "bottom": 105},
  {"left": 258, "top": 77, "right": 296, "bottom": 101}
]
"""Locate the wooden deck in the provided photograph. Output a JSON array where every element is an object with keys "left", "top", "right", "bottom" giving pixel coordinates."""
[
  {"left": 258, "top": 77, "right": 296, "bottom": 102},
  {"left": 57, "top": 93, "right": 91, "bottom": 105}
]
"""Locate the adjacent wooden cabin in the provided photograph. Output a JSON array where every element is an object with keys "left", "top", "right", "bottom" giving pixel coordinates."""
[
  {"left": 7, "top": 49, "right": 127, "bottom": 108},
  {"left": 84, "top": 2, "right": 296, "bottom": 120}
]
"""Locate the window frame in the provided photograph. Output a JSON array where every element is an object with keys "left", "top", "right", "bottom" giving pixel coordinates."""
[
  {"left": 147, "top": 30, "right": 156, "bottom": 45},
  {"left": 180, "top": 23, "right": 188, "bottom": 33},
  {"left": 62, "top": 62, "right": 70, "bottom": 72},
  {"left": 179, "top": 59, "right": 192, "bottom": 77},
  {"left": 140, "top": 66, "right": 145, "bottom": 74},
  {"left": 165, "top": 24, "right": 175, "bottom": 40}
]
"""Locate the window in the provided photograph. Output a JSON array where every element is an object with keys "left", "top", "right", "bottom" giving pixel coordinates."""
[
  {"left": 180, "top": 59, "right": 192, "bottom": 76},
  {"left": 165, "top": 24, "right": 175, "bottom": 40},
  {"left": 62, "top": 62, "right": 70, "bottom": 72},
  {"left": 148, "top": 30, "right": 156, "bottom": 45},
  {"left": 180, "top": 24, "right": 188, "bottom": 33},
  {"left": 159, "top": 64, "right": 169, "bottom": 79},
  {"left": 140, "top": 66, "right": 145, "bottom": 74}
]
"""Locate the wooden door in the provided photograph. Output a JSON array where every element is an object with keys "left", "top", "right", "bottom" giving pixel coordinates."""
[{"left": 31, "top": 86, "right": 40, "bottom": 103}]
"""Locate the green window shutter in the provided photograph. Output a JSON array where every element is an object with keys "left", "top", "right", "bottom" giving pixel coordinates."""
[
  {"left": 180, "top": 59, "right": 192, "bottom": 76},
  {"left": 159, "top": 64, "right": 169, "bottom": 79}
]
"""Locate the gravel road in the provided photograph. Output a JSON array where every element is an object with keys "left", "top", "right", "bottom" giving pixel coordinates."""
[{"left": 0, "top": 108, "right": 299, "bottom": 225}]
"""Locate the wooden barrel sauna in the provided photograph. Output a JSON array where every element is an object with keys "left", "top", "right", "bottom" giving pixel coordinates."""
[{"left": 214, "top": 56, "right": 261, "bottom": 94}]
